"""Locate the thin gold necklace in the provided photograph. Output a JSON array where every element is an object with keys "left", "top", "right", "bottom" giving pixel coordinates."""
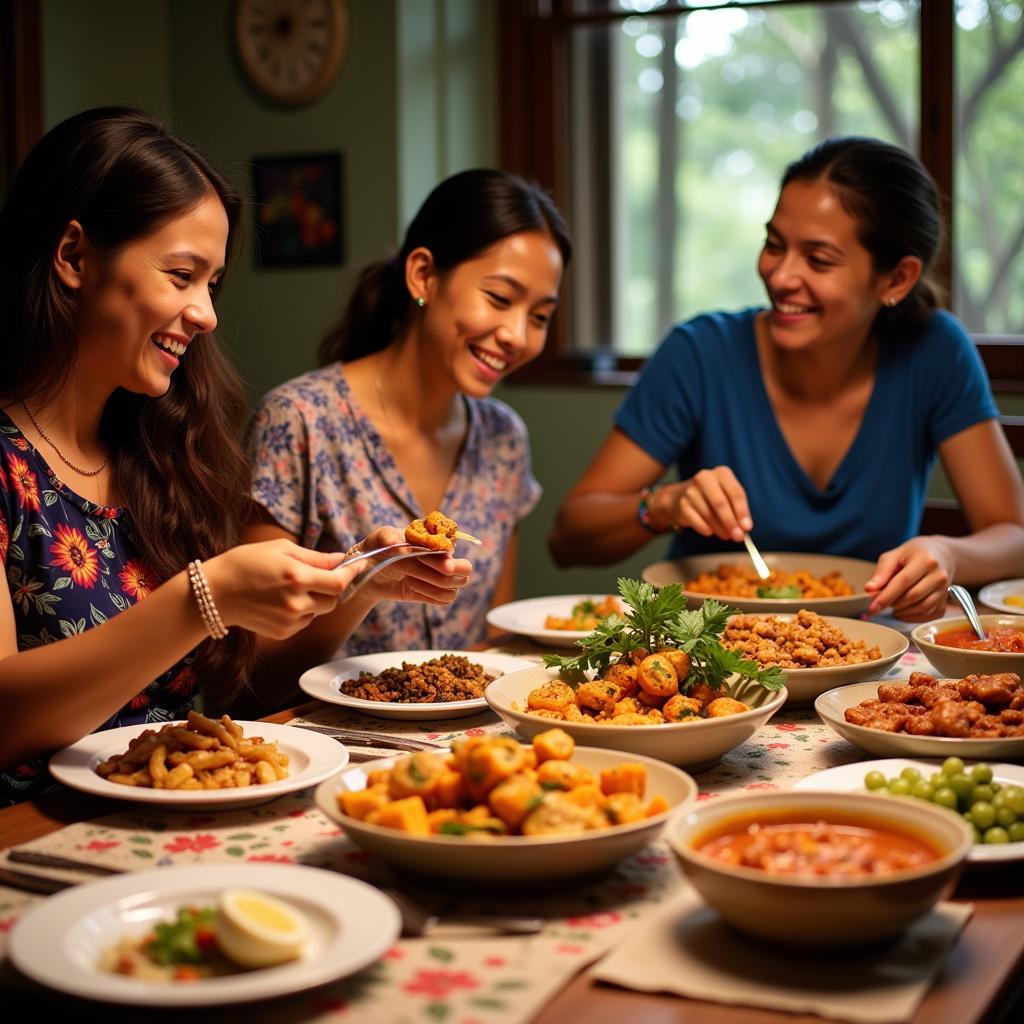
[{"left": 21, "top": 402, "right": 108, "bottom": 477}]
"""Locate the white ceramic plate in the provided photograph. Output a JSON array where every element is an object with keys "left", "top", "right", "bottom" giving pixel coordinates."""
[
  {"left": 8, "top": 863, "right": 400, "bottom": 1007},
  {"left": 49, "top": 721, "right": 348, "bottom": 809},
  {"left": 816, "top": 681, "right": 1024, "bottom": 760},
  {"left": 979, "top": 579, "right": 1024, "bottom": 615},
  {"left": 315, "top": 746, "right": 697, "bottom": 883},
  {"left": 643, "top": 551, "right": 875, "bottom": 616},
  {"left": 486, "top": 595, "right": 626, "bottom": 648},
  {"left": 793, "top": 758, "right": 1024, "bottom": 865},
  {"left": 298, "top": 650, "right": 536, "bottom": 720},
  {"left": 485, "top": 667, "right": 787, "bottom": 771},
  {"left": 723, "top": 613, "right": 908, "bottom": 704}
]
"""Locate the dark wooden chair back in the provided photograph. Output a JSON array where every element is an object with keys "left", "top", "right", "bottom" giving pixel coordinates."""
[{"left": 919, "top": 337, "right": 1024, "bottom": 536}]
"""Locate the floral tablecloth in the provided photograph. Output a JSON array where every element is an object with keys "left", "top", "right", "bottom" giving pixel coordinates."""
[{"left": 0, "top": 646, "right": 932, "bottom": 1023}]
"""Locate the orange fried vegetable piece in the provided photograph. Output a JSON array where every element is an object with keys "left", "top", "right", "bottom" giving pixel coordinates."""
[{"left": 405, "top": 510, "right": 458, "bottom": 553}]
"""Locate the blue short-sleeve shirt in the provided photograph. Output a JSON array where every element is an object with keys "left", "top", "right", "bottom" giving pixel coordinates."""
[{"left": 615, "top": 308, "right": 999, "bottom": 561}]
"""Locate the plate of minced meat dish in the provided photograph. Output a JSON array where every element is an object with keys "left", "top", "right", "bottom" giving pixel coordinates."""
[{"left": 299, "top": 651, "right": 538, "bottom": 720}]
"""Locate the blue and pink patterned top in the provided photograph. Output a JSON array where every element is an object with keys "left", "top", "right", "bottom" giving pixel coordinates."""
[
  {"left": 246, "top": 363, "right": 541, "bottom": 654},
  {"left": 0, "top": 410, "right": 197, "bottom": 805}
]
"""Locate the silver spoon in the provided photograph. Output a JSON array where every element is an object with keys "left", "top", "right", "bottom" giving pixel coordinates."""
[{"left": 948, "top": 584, "right": 988, "bottom": 642}]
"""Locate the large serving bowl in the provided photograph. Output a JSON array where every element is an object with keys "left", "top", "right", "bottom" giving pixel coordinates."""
[
  {"left": 315, "top": 747, "right": 698, "bottom": 884},
  {"left": 666, "top": 791, "right": 971, "bottom": 945},
  {"left": 911, "top": 615, "right": 1024, "bottom": 679},
  {"left": 643, "top": 552, "right": 874, "bottom": 616},
  {"left": 725, "top": 613, "right": 908, "bottom": 705},
  {"left": 485, "top": 667, "right": 787, "bottom": 771}
]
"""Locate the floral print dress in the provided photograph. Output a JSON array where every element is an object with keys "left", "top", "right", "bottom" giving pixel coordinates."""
[
  {"left": 0, "top": 411, "right": 196, "bottom": 805},
  {"left": 246, "top": 363, "right": 541, "bottom": 655}
]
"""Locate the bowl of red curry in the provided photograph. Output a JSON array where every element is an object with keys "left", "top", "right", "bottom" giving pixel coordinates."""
[
  {"left": 912, "top": 614, "right": 1024, "bottom": 680},
  {"left": 666, "top": 791, "right": 971, "bottom": 945}
]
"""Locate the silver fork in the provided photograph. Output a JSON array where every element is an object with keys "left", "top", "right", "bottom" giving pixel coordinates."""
[
  {"left": 337, "top": 542, "right": 439, "bottom": 569},
  {"left": 339, "top": 548, "right": 450, "bottom": 602},
  {"left": 948, "top": 584, "right": 988, "bottom": 641}
]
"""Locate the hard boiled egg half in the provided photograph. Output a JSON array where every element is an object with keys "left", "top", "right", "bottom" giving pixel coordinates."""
[{"left": 216, "top": 889, "right": 309, "bottom": 968}]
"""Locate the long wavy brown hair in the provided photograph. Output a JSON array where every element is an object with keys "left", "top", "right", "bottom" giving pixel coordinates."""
[{"left": 0, "top": 107, "right": 256, "bottom": 703}]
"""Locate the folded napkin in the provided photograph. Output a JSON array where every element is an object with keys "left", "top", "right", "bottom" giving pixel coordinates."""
[{"left": 591, "top": 885, "right": 973, "bottom": 1024}]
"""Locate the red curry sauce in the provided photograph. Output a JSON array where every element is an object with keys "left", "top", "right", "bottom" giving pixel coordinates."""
[
  {"left": 696, "top": 812, "right": 943, "bottom": 877},
  {"left": 934, "top": 626, "right": 1024, "bottom": 653}
]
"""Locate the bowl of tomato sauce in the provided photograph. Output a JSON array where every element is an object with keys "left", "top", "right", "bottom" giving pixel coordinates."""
[
  {"left": 912, "top": 614, "right": 1024, "bottom": 679},
  {"left": 666, "top": 791, "right": 971, "bottom": 945}
]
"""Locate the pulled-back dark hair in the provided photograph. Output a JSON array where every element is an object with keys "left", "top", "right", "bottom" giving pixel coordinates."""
[
  {"left": 781, "top": 136, "right": 944, "bottom": 336},
  {"left": 0, "top": 106, "right": 255, "bottom": 701},
  {"left": 319, "top": 168, "right": 572, "bottom": 365}
]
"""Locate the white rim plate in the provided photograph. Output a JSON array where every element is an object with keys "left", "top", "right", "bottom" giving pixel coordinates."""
[
  {"left": 486, "top": 595, "right": 625, "bottom": 648},
  {"left": 793, "top": 757, "right": 1024, "bottom": 864},
  {"left": 298, "top": 650, "right": 537, "bottom": 719},
  {"left": 979, "top": 579, "right": 1024, "bottom": 615},
  {"left": 49, "top": 721, "right": 348, "bottom": 809},
  {"left": 8, "top": 863, "right": 400, "bottom": 1007}
]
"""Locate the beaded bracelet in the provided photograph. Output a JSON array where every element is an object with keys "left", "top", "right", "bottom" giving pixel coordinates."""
[
  {"left": 637, "top": 485, "right": 681, "bottom": 535},
  {"left": 188, "top": 559, "right": 228, "bottom": 640}
]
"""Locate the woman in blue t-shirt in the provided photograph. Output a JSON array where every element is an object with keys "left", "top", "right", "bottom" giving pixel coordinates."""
[
  {"left": 0, "top": 108, "right": 468, "bottom": 798},
  {"left": 550, "top": 137, "right": 1024, "bottom": 621}
]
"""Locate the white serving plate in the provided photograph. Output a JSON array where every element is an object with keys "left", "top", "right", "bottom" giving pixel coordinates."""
[
  {"left": 793, "top": 757, "right": 1024, "bottom": 865},
  {"left": 979, "top": 579, "right": 1024, "bottom": 615},
  {"left": 643, "top": 551, "right": 875, "bottom": 616},
  {"left": 485, "top": 667, "right": 787, "bottom": 771},
  {"left": 299, "top": 650, "right": 535, "bottom": 720},
  {"left": 315, "top": 746, "right": 697, "bottom": 883},
  {"left": 486, "top": 595, "right": 625, "bottom": 648},
  {"left": 815, "top": 680, "right": 1024, "bottom": 760},
  {"left": 49, "top": 721, "right": 348, "bottom": 810},
  {"left": 8, "top": 863, "right": 400, "bottom": 1006}
]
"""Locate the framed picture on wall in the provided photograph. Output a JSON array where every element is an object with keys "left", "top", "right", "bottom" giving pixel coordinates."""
[{"left": 250, "top": 152, "right": 344, "bottom": 268}]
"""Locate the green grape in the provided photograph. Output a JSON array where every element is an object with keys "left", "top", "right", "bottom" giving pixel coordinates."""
[
  {"left": 969, "top": 801, "right": 997, "bottom": 830},
  {"left": 942, "top": 756, "right": 965, "bottom": 777},
  {"left": 969, "top": 823, "right": 983, "bottom": 843},
  {"left": 1003, "top": 786, "right": 1024, "bottom": 816},
  {"left": 972, "top": 784, "right": 996, "bottom": 805},
  {"left": 983, "top": 827, "right": 1010, "bottom": 844},
  {"left": 991, "top": 781, "right": 1003, "bottom": 794},
  {"left": 910, "top": 781, "right": 934, "bottom": 801},
  {"left": 947, "top": 773, "right": 974, "bottom": 802},
  {"left": 996, "top": 807, "right": 1017, "bottom": 828},
  {"left": 864, "top": 771, "right": 887, "bottom": 791},
  {"left": 929, "top": 772, "right": 944, "bottom": 788},
  {"left": 932, "top": 787, "right": 958, "bottom": 810},
  {"left": 900, "top": 767, "right": 922, "bottom": 784},
  {"left": 1007, "top": 822, "right": 1024, "bottom": 843},
  {"left": 971, "top": 763, "right": 994, "bottom": 785},
  {"left": 888, "top": 777, "right": 912, "bottom": 796}
]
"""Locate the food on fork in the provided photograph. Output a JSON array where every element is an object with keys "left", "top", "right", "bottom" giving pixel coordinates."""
[
  {"left": 544, "top": 596, "right": 623, "bottom": 631},
  {"left": 405, "top": 510, "right": 459, "bottom": 553},
  {"left": 686, "top": 564, "right": 854, "bottom": 599},
  {"left": 337, "top": 728, "right": 669, "bottom": 836},
  {"left": 94, "top": 711, "right": 289, "bottom": 790}
]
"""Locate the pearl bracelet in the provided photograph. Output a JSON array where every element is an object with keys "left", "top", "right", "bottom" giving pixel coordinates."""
[{"left": 188, "top": 559, "right": 228, "bottom": 640}]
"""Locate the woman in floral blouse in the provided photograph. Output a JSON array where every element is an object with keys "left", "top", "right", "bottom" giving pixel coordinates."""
[
  {"left": 245, "top": 170, "right": 571, "bottom": 691},
  {"left": 0, "top": 108, "right": 467, "bottom": 803}
]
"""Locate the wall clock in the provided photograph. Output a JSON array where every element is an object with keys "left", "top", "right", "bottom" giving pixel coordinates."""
[{"left": 234, "top": 0, "right": 349, "bottom": 107}]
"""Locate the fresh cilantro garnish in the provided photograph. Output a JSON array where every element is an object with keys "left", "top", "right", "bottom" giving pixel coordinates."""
[
  {"left": 756, "top": 585, "right": 802, "bottom": 599},
  {"left": 572, "top": 599, "right": 596, "bottom": 615},
  {"left": 543, "top": 578, "right": 785, "bottom": 694}
]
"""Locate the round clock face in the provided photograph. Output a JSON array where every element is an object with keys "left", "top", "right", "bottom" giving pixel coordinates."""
[{"left": 235, "top": 0, "right": 349, "bottom": 106}]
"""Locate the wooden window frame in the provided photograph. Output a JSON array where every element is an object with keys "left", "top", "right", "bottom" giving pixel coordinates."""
[{"left": 499, "top": 0, "right": 1024, "bottom": 386}]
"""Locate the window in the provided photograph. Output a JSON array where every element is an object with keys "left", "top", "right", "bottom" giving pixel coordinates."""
[{"left": 500, "top": 1, "right": 1024, "bottom": 375}]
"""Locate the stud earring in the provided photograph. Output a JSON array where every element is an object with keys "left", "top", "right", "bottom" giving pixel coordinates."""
[
  {"left": 416, "top": 297, "right": 426, "bottom": 308},
  {"left": 886, "top": 296, "right": 898, "bottom": 307}
]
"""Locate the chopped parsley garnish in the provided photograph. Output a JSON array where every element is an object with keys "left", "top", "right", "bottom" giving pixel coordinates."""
[{"left": 755, "top": 584, "right": 802, "bottom": 599}]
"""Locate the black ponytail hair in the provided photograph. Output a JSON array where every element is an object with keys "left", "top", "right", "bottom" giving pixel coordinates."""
[{"left": 319, "top": 169, "right": 571, "bottom": 365}]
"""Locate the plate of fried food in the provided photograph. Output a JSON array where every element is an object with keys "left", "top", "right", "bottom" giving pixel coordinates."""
[
  {"left": 485, "top": 579, "right": 788, "bottom": 770},
  {"left": 486, "top": 594, "right": 626, "bottom": 648},
  {"left": 48, "top": 711, "right": 349, "bottom": 808},
  {"left": 815, "top": 670, "right": 1024, "bottom": 760},
  {"left": 299, "top": 650, "right": 536, "bottom": 720},
  {"left": 721, "top": 609, "right": 908, "bottom": 704},
  {"left": 7, "top": 863, "right": 400, "bottom": 1006},
  {"left": 315, "top": 727, "right": 698, "bottom": 883},
  {"left": 643, "top": 551, "right": 875, "bottom": 616}
]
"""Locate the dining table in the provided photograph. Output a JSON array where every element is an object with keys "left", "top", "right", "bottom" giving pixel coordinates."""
[{"left": 1, "top": 628, "right": 1023, "bottom": 1024}]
